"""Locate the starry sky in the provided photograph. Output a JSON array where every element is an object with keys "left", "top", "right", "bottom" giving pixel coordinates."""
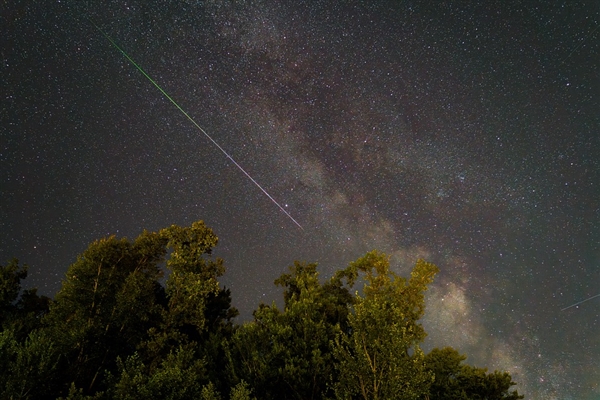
[{"left": 2, "top": 1, "right": 599, "bottom": 398}]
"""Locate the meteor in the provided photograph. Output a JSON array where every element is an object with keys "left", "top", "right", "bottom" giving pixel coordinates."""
[
  {"left": 561, "top": 293, "right": 600, "bottom": 311},
  {"left": 90, "top": 20, "right": 303, "bottom": 231}
]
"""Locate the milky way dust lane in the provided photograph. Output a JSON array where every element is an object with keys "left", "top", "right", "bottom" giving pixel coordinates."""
[{"left": 90, "top": 20, "right": 304, "bottom": 231}]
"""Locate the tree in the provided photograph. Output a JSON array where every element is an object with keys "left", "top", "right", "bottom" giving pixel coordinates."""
[
  {"left": 110, "top": 347, "right": 206, "bottom": 400},
  {"left": 41, "top": 229, "right": 168, "bottom": 395},
  {"left": 0, "top": 259, "right": 50, "bottom": 339},
  {"left": 228, "top": 261, "right": 355, "bottom": 399},
  {"left": 0, "top": 259, "right": 28, "bottom": 317},
  {"left": 333, "top": 252, "right": 439, "bottom": 400},
  {"left": 139, "top": 221, "right": 238, "bottom": 394},
  {"left": 424, "top": 347, "right": 524, "bottom": 400},
  {"left": 229, "top": 380, "right": 256, "bottom": 400},
  {"left": 0, "top": 329, "right": 59, "bottom": 399},
  {"left": 0, "top": 221, "right": 524, "bottom": 399},
  {"left": 39, "top": 220, "right": 237, "bottom": 397}
]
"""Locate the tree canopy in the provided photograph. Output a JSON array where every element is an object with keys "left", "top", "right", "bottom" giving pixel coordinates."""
[{"left": 0, "top": 220, "right": 523, "bottom": 399}]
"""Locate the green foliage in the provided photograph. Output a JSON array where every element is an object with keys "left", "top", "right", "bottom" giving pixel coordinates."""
[
  {"left": 25, "top": 220, "right": 236, "bottom": 397},
  {"left": 229, "top": 261, "right": 354, "bottom": 399},
  {"left": 0, "top": 259, "right": 28, "bottom": 311},
  {"left": 0, "top": 259, "right": 28, "bottom": 316},
  {"left": 56, "top": 383, "right": 104, "bottom": 400},
  {"left": 160, "top": 221, "right": 224, "bottom": 330},
  {"left": 201, "top": 382, "right": 221, "bottom": 400},
  {"left": 42, "top": 230, "right": 168, "bottom": 394},
  {"left": 230, "top": 380, "right": 255, "bottom": 400},
  {"left": 0, "top": 221, "right": 523, "bottom": 399},
  {"left": 424, "top": 347, "right": 524, "bottom": 399},
  {"left": 111, "top": 347, "right": 206, "bottom": 400},
  {"left": 0, "top": 329, "right": 59, "bottom": 399},
  {"left": 333, "top": 252, "right": 439, "bottom": 400},
  {"left": 1, "top": 259, "right": 50, "bottom": 340},
  {"left": 144, "top": 221, "right": 238, "bottom": 394}
]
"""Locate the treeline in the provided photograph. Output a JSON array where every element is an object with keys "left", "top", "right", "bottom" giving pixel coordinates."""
[{"left": 0, "top": 221, "right": 523, "bottom": 399}]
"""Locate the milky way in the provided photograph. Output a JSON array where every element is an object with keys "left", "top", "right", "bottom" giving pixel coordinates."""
[{"left": 2, "top": 2, "right": 599, "bottom": 398}]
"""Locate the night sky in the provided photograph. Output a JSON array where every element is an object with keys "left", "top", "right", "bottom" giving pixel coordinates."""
[{"left": 2, "top": 1, "right": 599, "bottom": 398}]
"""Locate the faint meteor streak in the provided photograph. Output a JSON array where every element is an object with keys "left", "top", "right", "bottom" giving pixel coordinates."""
[
  {"left": 560, "top": 23, "right": 599, "bottom": 65},
  {"left": 90, "top": 20, "right": 303, "bottom": 231},
  {"left": 561, "top": 293, "right": 600, "bottom": 311}
]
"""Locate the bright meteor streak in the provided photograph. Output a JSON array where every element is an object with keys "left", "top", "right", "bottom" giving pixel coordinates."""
[
  {"left": 561, "top": 293, "right": 600, "bottom": 311},
  {"left": 91, "top": 20, "right": 303, "bottom": 231}
]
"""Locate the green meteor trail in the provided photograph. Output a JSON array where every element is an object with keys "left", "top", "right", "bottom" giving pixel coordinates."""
[{"left": 90, "top": 20, "right": 303, "bottom": 231}]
